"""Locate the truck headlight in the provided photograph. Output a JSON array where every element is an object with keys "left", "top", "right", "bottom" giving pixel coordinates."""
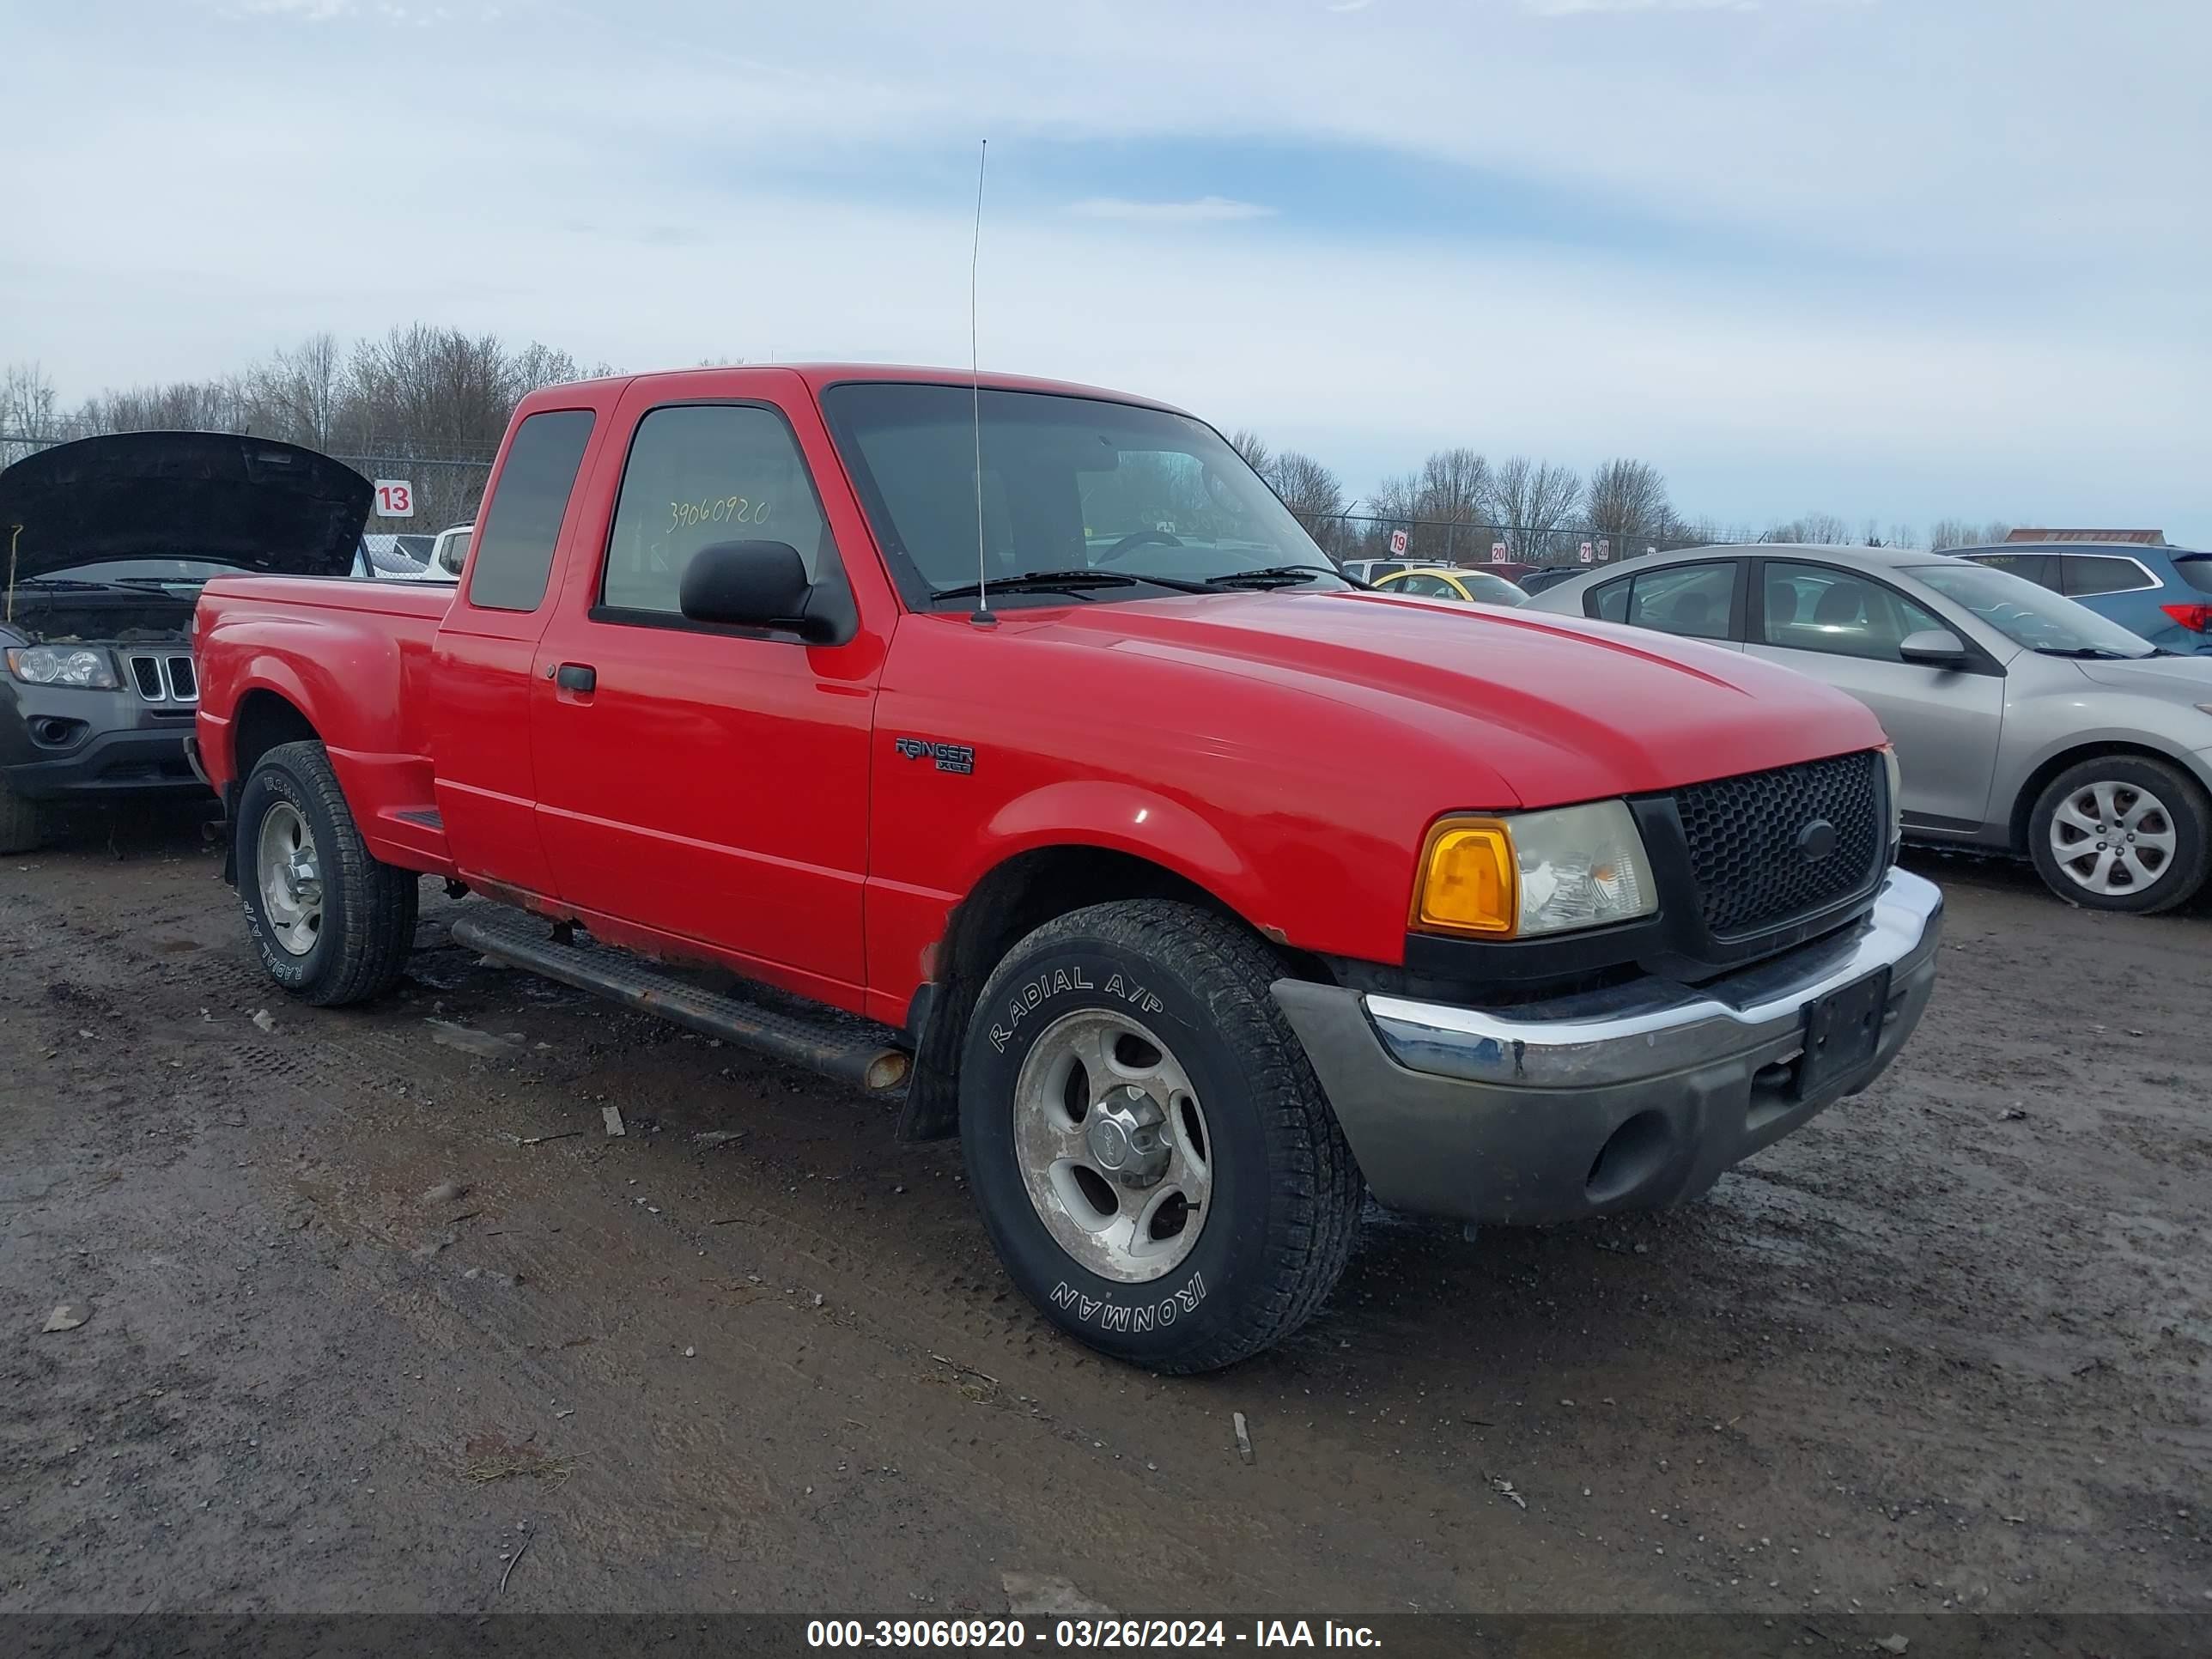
[
  {"left": 5, "top": 646, "right": 120, "bottom": 690},
  {"left": 1413, "top": 800, "right": 1658, "bottom": 939}
]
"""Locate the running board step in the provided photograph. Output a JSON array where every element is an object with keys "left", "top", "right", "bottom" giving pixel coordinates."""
[{"left": 450, "top": 905, "right": 910, "bottom": 1093}]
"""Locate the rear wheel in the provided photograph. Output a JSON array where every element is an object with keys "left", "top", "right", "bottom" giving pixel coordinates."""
[
  {"left": 0, "top": 776, "right": 50, "bottom": 854},
  {"left": 239, "top": 740, "right": 418, "bottom": 1004},
  {"left": 959, "top": 899, "right": 1362, "bottom": 1373},
  {"left": 2028, "top": 756, "right": 2211, "bottom": 915}
]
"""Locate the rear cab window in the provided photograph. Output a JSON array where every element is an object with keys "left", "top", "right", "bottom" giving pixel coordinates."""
[
  {"left": 467, "top": 410, "right": 597, "bottom": 612},
  {"left": 595, "top": 404, "right": 838, "bottom": 621}
]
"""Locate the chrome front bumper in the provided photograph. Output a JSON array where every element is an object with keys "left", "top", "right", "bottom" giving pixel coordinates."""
[{"left": 1273, "top": 869, "right": 1944, "bottom": 1225}]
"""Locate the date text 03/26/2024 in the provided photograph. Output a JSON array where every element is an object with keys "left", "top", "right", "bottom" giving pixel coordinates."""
[{"left": 805, "top": 1620, "right": 1381, "bottom": 1650}]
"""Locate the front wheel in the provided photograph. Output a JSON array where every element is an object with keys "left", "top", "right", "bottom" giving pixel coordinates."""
[
  {"left": 959, "top": 900, "right": 1362, "bottom": 1373},
  {"left": 2028, "top": 755, "right": 2211, "bottom": 915},
  {"left": 238, "top": 739, "right": 419, "bottom": 1005}
]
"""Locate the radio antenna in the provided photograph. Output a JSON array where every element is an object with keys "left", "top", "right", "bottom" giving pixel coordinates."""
[{"left": 968, "top": 138, "right": 994, "bottom": 624}]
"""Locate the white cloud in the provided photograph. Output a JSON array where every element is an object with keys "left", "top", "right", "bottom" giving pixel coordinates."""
[
  {"left": 10, "top": 0, "right": 2211, "bottom": 540},
  {"left": 1066, "top": 196, "right": 1278, "bottom": 224},
  {"left": 223, "top": 0, "right": 352, "bottom": 16},
  {"left": 1526, "top": 0, "right": 1756, "bottom": 13}
]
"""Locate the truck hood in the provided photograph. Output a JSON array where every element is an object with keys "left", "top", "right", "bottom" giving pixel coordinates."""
[
  {"left": 0, "top": 432, "right": 371, "bottom": 581},
  {"left": 1036, "top": 590, "right": 1887, "bottom": 802}
]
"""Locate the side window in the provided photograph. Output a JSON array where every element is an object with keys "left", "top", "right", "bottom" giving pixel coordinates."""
[
  {"left": 1394, "top": 574, "right": 1455, "bottom": 599},
  {"left": 1626, "top": 562, "right": 1735, "bottom": 641},
  {"left": 467, "top": 410, "right": 595, "bottom": 612},
  {"left": 1966, "top": 552, "right": 2057, "bottom": 592},
  {"left": 599, "top": 404, "right": 834, "bottom": 617},
  {"left": 437, "top": 530, "right": 471, "bottom": 576},
  {"left": 1589, "top": 577, "right": 1632, "bottom": 622},
  {"left": 2063, "top": 556, "right": 2152, "bottom": 597},
  {"left": 1760, "top": 562, "right": 1945, "bottom": 663}
]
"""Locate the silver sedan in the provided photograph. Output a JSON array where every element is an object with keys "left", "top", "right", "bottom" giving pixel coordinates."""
[{"left": 1527, "top": 544, "right": 2212, "bottom": 913}]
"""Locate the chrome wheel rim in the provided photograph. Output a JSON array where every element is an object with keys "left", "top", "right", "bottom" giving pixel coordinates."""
[
  {"left": 1012, "top": 1008, "right": 1212, "bottom": 1285},
  {"left": 256, "top": 802, "right": 324, "bottom": 956},
  {"left": 2049, "top": 779, "right": 2176, "bottom": 897}
]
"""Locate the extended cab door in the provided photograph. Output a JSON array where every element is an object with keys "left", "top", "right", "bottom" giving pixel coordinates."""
[
  {"left": 428, "top": 396, "right": 611, "bottom": 897},
  {"left": 526, "top": 372, "right": 892, "bottom": 1003},
  {"left": 1744, "top": 557, "right": 2005, "bottom": 831}
]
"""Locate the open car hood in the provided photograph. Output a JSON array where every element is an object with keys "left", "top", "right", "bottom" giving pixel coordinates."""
[{"left": 0, "top": 431, "right": 372, "bottom": 581}]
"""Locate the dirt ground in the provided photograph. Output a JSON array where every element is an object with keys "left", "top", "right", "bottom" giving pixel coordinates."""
[{"left": 3, "top": 809, "right": 2207, "bottom": 1619}]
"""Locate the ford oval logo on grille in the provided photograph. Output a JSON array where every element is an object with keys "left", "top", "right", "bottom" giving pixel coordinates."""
[{"left": 1796, "top": 817, "right": 1839, "bottom": 863}]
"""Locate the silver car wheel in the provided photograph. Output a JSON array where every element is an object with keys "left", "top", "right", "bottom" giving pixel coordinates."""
[
  {"left": 2048, "top": 779, "right": 2177, "bottom": 897},
  {"left": 1011, "top": 1007, "right": 1212, "bottom": 1285},
  {"left": 256, "top": 801, "right": 325, "bottom": 957}
]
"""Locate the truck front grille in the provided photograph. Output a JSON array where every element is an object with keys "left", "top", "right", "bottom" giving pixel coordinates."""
[
  {"left": 1672, "top": 750, "right": 1883, "bottom": 939},
  {"left": 124, "top": 652, "right": 199, "bottom": 705}
]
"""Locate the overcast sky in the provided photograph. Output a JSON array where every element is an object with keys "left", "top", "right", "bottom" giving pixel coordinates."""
[{"left": 8, "top": 0, "right": 2207, "bottom": 541}]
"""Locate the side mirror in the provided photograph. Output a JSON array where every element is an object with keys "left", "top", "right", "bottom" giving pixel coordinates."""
[
  {"left": 1898, "top": 629, "right": 1969, "bottom": 667},
  {"left": 679, "top": 540, "right": 816, "bottom": 635}
]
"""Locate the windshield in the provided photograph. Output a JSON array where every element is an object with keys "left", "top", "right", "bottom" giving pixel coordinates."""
[
  {"left": 821, "top": 383, "right": 1349, "bottom": 603},
  {"left": 1907, "top": 561, "right": 2160, "bottom": 658},
  {"left": 33, "top": 558, "right": 238, "bottom": 586}
]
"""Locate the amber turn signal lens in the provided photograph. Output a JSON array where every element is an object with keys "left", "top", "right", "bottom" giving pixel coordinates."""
[{"left": 1413, "top": 819, "right": 1518, "bottom": 936}]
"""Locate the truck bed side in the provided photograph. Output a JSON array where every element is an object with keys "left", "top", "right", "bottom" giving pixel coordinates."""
[{"left": 195, "top": 577, "right": 459, "bottom": 876}]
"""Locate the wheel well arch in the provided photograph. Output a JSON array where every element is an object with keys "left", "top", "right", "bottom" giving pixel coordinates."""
[
  {"left": 233, "top": 689, "right": 320, "bottom": 782},
  {"left": 2008, "top": 740, "right": 2208, "bottom": 851},
  {"left": 897, "top": 842, "right": 1329, "bottom": 1141}
]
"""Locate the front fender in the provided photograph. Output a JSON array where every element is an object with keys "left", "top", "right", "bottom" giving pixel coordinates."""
[{"left": 975, "top": 780, "right": 1261, "bottom": 916}]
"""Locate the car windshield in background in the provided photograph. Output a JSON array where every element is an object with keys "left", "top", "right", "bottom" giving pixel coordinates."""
[
  {"left": 822, "top": 383, "right": 1350, "bottom": 605},
  {"left": 1460, "top": 573, "right": 1528, "bottom": 605},
  {"left": 1909, "top": 562, "right": 2160, "bottom": 658}
]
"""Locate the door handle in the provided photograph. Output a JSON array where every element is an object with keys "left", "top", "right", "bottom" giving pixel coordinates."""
[{"left": 553, "top": 663, "right": 597, "bottom": 693}]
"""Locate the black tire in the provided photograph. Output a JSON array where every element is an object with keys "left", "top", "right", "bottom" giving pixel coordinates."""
[
  {"left": 238, "top": 739, "right": 418, "bottom": 1005},
  {"left": 958, "top": 899, "right": 1362, "bottom": 1373},
  {"left": 2027, "top": 755, "right": 2212, "bottom": 915},
  {"left": 0, "top": 775, "right": 50, "bottom": 854}
]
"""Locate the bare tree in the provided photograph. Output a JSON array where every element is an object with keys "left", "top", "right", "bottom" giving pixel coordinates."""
[
  {"left": 1887, "top": 522, "right": 1920, "bottom": 550},
  {"left": 1, "top": 362, "right": 59, "bottom": 466},
  {"left": 1764, "top": 512, "right": 1852, "bottom": 545},
  {"left": 1585, "top": 459, "right": 1672, "bottom": 548},
  {"left": 1489, "top": 456, "right": 1583, "bottom": 560},
  {"left": 1269, "top": 451, "right": 1343, "bottom": 518},
  {"left": 1225, "top": 428, "right": 1272, "bottom": 478},
  {"left": 1267, "top": 451, "right": 1346, "bottom": 554},
  {"left": 1416, "top": 447, "right": 1490, "bottom": 526},
  {"left": 75, "top": 377, "right": 251, "bottom": 437},
  {"left": 245, "top": 332, "right": 347, "bottom": 448},
  {"left": 1926, "top": 518, "right": 1986, "bottom": 550}
]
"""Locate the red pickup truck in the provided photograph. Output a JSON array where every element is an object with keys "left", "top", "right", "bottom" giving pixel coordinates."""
[{"left": 193, "top": 364, "right": 1942, "bottom": 1371}]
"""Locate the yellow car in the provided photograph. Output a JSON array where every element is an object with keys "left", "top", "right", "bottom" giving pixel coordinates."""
[{"left": 1369, "top": 566, "right": 1531, "bottom": 606}]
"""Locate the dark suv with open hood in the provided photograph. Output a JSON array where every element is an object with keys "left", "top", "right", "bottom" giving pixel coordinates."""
[{"left": 0, "top": 432, "right": 370, "bottom": 852}]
